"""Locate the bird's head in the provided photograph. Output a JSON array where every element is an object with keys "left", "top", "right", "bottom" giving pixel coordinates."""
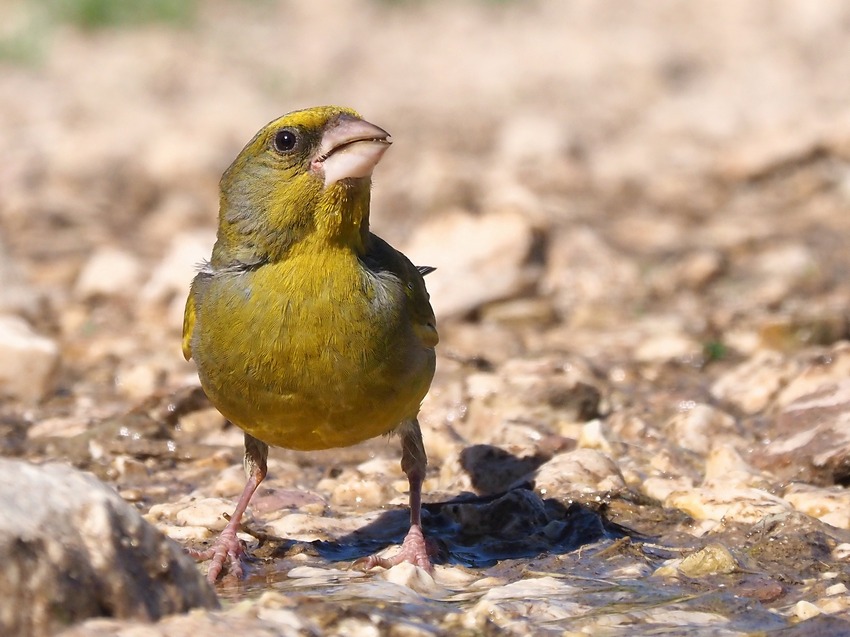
[{"left": 213, "top": 106, "right": 391, "bottom": 267}]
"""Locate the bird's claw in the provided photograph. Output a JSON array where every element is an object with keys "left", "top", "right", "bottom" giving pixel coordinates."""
[
  {"left": 352, "top": 524, "right": 435, "bottom": 572},
  {"left": 189, "top": 527, "right": 247, "bottom": 583}
]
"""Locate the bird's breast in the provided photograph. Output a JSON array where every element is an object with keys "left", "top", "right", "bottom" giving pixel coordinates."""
[{"left": 190, "top": 251, "right": 434, "bottom": 450}]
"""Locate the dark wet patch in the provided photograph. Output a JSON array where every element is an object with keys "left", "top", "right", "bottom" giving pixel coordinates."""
[{"left": 242, "top": 488, "right": 631, "bottom": 569}]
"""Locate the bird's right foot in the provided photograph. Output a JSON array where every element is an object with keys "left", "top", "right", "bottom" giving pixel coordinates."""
[
  {"left": 352, "top": 523, "right": 436, "bottom": 572},
  {"left": 188, "top": 526, "right": 246, "bottom": 583}
]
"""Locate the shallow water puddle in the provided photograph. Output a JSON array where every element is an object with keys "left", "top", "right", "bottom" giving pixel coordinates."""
[{"left": 206, "top": 494, "right": 850, "bottom": 635}]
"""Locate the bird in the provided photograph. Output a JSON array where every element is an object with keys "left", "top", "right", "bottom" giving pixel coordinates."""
[{"left": 182, "top": 106, "right": 438, "bottom": 583}]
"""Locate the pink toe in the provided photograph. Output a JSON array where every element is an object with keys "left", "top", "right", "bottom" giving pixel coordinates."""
[
  {"left": 188, "top": 528, "right": 247, "bottom": 583},
  {"left": 352, "top": 525, "right": 436, "bottom": 572}
]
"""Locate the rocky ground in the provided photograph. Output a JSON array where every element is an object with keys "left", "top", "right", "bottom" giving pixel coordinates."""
[{"left": 2, "top": 1, "right": 850, "bottom": 635}]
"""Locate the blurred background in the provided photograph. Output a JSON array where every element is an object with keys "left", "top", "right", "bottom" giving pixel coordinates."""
[
  {"left": 3, "top": 1, "right": 850, "bottom": 632},
  {"left": 3, "top": 0, "right": 850, "bottom": 410},
  {"left": 0, "top": 0, "right": 849, "bottom": 443},
  {"left": 2, "top": 0, "right": 850, "bottom": 458}
]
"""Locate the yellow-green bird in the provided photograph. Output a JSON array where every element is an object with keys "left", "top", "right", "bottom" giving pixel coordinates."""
[{"left": 182, "top": 106, "right": 438, "bottom": 582}]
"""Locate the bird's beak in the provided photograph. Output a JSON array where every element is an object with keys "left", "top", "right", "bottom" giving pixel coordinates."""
[{"left": 313, "top": 114, "right": 392, "bottom": 187}]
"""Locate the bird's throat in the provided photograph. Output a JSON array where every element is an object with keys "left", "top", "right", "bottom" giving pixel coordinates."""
[{"left": 318, "top": 179, "right": 372, "bottom": 253}]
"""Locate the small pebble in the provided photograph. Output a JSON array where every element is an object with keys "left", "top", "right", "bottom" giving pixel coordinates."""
[{"left": 793, "top": 600, "right": 822, "bottom": 620}]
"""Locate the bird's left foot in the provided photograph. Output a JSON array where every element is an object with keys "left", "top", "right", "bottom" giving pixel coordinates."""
[{"left": 352, "top": 524, "right": 435, "bottom": 572}]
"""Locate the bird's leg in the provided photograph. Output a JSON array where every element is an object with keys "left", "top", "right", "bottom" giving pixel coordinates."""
[
  {"left": 354, "top": 419, "right": 434, "bottom": 571},
  {"left": 188, "top": 432, "right": 268, "bottom": 583}
]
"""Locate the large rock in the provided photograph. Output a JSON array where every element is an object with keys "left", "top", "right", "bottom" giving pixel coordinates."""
[{"left": 0, "top": 459, "right": 218, "bottom": 637}]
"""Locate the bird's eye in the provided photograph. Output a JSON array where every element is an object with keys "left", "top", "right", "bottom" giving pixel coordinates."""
[{"left": 273, "top": 129, "right": 298, "bottom": 153}]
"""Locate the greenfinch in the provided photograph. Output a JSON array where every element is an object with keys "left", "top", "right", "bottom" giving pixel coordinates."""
[{"left": 182, "top": 106, "right": 438, "bottom": 582}]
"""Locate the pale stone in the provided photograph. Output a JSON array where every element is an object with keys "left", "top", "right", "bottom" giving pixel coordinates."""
[
  {"left": 356, "top": 457, "right": 402, "bottom": 478},
  {"left": 263, "top": 511, "right": 381, "bottom": 541},
  {"left": 642, "top": 476, "right": 695, "bottom": 502},
  {"left": 27, "top": 416, "right": 89, "bottom": 439},
  {"left": 494, "top": 114, "right": 568, "bottom": 165},
  {"left": 678, "top": 544, "right": 738, "bottom": 577},
  {"left": 0, "top": 315, "right": 59, "bottom": 403},
  {"left": 794, "top": 600, "right": 822, "bottom": 620},
  {"left": 634, "top": 332, "right": 701, "bottom": 363},
  {"left": 382, "top": 562, "right": 444, "bottom": 596},
  {"left": 471, "top": 577, "right": 586, "bottom": 631},
  {"left": 666, "top": 486, "right": 791, "bottom": 523},
  {"left": 710, "top": 350, "right": 800, "bottom": 414},
  {"left": 666, "top": 404, "right": 737, "bottom": 455},
  {"left": 776, "top": 343, "right": 850, "bottom": 408},
  {"left": 114, "top": 362, "right": 161, "bottom": 400},
  {"left": 254, "top": 607, "right": 311, "bottom": 635},
  {"left": 752, "top": 243, "right": 817, "bottom": 282},
  {"left": 543, "top": 226, "right": 640, "bottom": 317},
  {"left": 438, "top": 321, "right": 525, "bottom": 366},
  {"left": 753, "top": 378, "right": 850, "bottom": 484},
  {"left": 286, "top": 565, "right": 362, "bottom": 581},
  {"left": 783, "top": 484, "right": 850, "bottom": 529},
  {"left": 74, "top": 247, "right": 143, "bottom": 299},
  {"left": 479, "top": 297, "right": 557, "bottom": 328},
  {"left": 465, "top": 371, "right": 503, "bottom": 401},
  {"left": 635, "top": 608, "right": 731, "bottom": 629},
  {"left": 177, "top": 407, "right": 227, "bottom": 435},
  {"left": 834, "top": 544, "right": 850, "bottom": 560},
  {"left": 818, "top": 597, "right": 850, "bottom": 614},
  {"left": 112, "top": 456, "right": 149, "bottom": 482},
  {"left": 173, "top": 496, "right": 253, "bottom": 532},
  {"left": 826, "top": 583, "right": 848, "bottom": 596},
  {"left": 330, "top": 477, "right": 393, "bottom": 509},
  {"left": 523, "top": 448, "right": 626, "bottom": 497},
  {"left": 703, "top": 444, "right": 767, "bottom": 488},
  {"left": 679, "top": 250, "right": 725, "bottom": 289},
  {"left": 208, "top": 464, "right": 251, "bottom": 497},
  {"left": 64, "top": 609, "right": 310, "bottom": 637},
  {"left": 578, "top": 420, "right": 613, "bottom": 453}
]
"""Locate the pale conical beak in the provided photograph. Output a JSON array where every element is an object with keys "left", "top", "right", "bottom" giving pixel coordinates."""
[{"left": 313, "top": 114, "right": 391, "bottom": 187}]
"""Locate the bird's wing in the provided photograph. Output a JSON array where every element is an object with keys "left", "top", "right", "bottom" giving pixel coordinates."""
[{"left": 365, "top": 234, "right": 438, "bottom": 349}]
